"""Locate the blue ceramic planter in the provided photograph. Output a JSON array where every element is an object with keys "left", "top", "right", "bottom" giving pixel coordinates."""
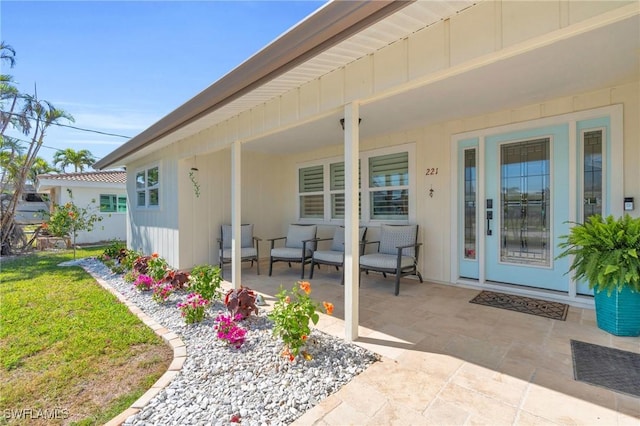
[{"left": 594, "top": 286, "right": 640, "bottom": 337}]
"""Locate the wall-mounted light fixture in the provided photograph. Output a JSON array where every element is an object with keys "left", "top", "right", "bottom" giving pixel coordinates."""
[{"left": 339, "top": 118, "right": 362, "bottom": 130}]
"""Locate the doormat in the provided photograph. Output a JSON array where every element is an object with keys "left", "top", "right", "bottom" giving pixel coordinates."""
[
  {"left": 571, "top": 340, "right": 640, "bottom": 397},
  {"left": 469, "top": 290, "right": 569, "bottom": 320}
]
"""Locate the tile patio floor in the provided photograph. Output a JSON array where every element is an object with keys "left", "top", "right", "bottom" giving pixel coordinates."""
[{"left": 231, "top": 262, "right": 640, "bottom": 425}]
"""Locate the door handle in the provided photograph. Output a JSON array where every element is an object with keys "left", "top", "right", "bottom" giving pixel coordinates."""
[{"left": 486, "top": 210, "right": 493, "bottom": 236}]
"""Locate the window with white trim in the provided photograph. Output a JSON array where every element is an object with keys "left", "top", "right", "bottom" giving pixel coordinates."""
[
  {"left": 136, "top": 166, "right": 159, "bottom": 208},
  {"left": 298, "top": 165, "right": 323, "bottom": 218},
  {"left": 330, "top": 161, "right": 361, "bottom": 219},
  {"left": 100, "top": 194, "right": 127, "bottom": 213},
  {"left": 368, "top": 152, "right": 408, "bottom": 220},
  {"left": 297, "top": 145, "right": 412, "bottom": 222}
]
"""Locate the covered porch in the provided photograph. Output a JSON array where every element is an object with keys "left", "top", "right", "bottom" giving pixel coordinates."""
[{"left": 233, "top": 261, "right": 640, "bottom": 424}]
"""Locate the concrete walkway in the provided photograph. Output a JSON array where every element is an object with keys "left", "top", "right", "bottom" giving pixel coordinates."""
[{"left": 237, "top": 262, "right": 640, "bottom": 425}]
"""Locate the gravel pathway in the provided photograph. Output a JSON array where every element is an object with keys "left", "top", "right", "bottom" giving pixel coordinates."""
[{"left": 75, "top": 258, "right": 379, "bottom": 426}]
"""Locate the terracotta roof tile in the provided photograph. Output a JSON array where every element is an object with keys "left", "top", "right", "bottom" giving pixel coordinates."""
[{"left": 37, "top": 170, "right": 126, "bottom": 184}]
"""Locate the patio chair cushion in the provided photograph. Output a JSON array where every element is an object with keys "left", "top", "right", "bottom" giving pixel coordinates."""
[
  {"left": 285, "top": 225, "right": 316, "bottom": 249},
  {"left": 330, "top": 226, "right": 367, "bottom": 252},
  {"left": 360, "top": 253, "right": 415, "bottom": 270},
  {"left": 330, "top": 227, "right": 345, "bottom": 251},
  {"left": 271, "top": 247, "right": 313, "bottom": 259},
  {"left": 221, "top": 224, "right": 254, "bottom": 249},
  {"left": 313, "top": 250, "right": 344, "bottom": 264},
  {"left": 221, "top": 247, "right": 258, "bottom": 260},
  {"left": 378, "top": 224, "right": 417, "bottom": 257}
]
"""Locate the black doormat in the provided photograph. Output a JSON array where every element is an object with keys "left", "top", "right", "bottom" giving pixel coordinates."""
[
  {"left": 571, "top": 340, "right": 640, "bottom": 397},
  {"left": 469, "top": 290, "right": 569, "bottom": 320}
]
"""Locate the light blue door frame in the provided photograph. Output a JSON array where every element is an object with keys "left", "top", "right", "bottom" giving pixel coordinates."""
[{"left": 456, "top": 114, "right": 614, "bottom": 295}]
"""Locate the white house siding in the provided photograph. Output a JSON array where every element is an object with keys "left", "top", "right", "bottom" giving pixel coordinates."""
[
  {"left": 176, "top": 149, "right": 296, "bottom": 269},
  {"left": 126, "top": 153, "right": 180, "bottom": 267},
  {"left": 56, "top": 185, "right": 127, "bottom": 244},
  {"left": 124, "top": 1, "right": 638, "bottom": 281}
]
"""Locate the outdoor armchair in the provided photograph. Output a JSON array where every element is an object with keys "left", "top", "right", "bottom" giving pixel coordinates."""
[
  {"left": 218, "top": 224, "right": 261, "bottom": 278},
  {"left": 268, "top": 224, "right": 317, "bottom": 279},
  {"left": 359, "top": 224, "right": 423, "bottom": 295},
  {"left": 309, "top": 225, "right": 367, "bottom": 284}
]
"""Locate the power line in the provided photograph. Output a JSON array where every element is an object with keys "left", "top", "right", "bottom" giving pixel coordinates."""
[
  {"left": 1, "top": 135, "right": 110, "bottom": 161},
  {"left": 52, "top": 122, "right": 132, "bottom": 139},
  {"left": 0, "top": 110, "right": 133, "bottom": 139}
]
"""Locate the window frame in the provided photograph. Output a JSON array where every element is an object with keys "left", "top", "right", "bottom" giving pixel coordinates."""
[
  {"left": 99, "top": 194, "right": 127, "bottom": 213},
  {"left": 135, "top": 164, "right": 161, "bottom": 210},
  {"left": 296, "top": 143, "right": 415, "bottom": 224}
]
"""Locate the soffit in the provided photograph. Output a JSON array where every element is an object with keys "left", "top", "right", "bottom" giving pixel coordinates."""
[{"left": 123, "top": 1, "right": 476, "bottom": 162}]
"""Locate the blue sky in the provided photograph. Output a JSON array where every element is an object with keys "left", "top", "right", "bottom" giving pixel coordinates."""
[{"left": 1, "top": 1, "right": 324, "bottom": 169}]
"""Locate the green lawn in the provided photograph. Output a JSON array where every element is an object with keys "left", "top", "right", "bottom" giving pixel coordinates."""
[{"left": 0, "top": 248, "right": 172, "bottom": 425}]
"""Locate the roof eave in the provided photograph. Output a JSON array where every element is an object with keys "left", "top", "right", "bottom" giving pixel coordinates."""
[{"left": 94, "top": 0, "right": 413, "bottom": 170}]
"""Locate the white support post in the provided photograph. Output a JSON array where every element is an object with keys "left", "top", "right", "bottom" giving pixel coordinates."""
[
  {"left": 344, "top": 103, "right": 360, "bottom": 341},
  {"left": 231, "top": 140, "right": 242, "bottom": 289}
]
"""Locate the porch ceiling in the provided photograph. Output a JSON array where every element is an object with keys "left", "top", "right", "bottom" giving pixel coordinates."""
[{"left": 245, "top": 11, "right": 639, "bottom": 154}]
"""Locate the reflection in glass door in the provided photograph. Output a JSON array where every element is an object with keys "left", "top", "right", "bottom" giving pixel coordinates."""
[
  {"left": 583, "top": 130, "right": 603, "bottom": 222},
  {"left": 464, "top": 149, "right": 477, "bottom": 261},
  {"left": 500, "top": 139, "right": 550, "bottom": 267}
]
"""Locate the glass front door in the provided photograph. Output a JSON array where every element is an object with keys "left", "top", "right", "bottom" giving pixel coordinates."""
[{"left": 484, "top": 125, "right": 570, "bottom": 292}]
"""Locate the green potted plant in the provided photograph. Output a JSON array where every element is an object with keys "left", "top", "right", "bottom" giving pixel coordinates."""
[{"left": 557, "top": 214, "right": 640, "bottom": 336}]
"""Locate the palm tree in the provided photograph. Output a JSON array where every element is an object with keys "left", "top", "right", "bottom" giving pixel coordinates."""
[
  {"left": 27, "top": 156, "right": 56, "bottom": 183},
  {"left": 0, "top": 42, "right": 16, "bottom": 68},
  {"left": 1, "top": 95, "right": 73, "bottom": 252},
  {"left": 0, "top": 136, "right": 24, "bottom": 186},
  {"left": 53, "top": 148, "right": 96, "bottom": 173}
]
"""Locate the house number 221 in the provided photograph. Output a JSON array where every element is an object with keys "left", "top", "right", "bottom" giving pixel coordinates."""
[{"left": 425, "top": 168, "right": 438, "bottom": 176}]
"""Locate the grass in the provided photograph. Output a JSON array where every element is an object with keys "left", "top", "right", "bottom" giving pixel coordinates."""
[{"left": 0, "top": 247, "right": 172, "bottom": 425}]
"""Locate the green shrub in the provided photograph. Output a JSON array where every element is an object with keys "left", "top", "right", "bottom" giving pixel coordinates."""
[{"left": 188, "top": 265, "right": 222, "bottom": 301}]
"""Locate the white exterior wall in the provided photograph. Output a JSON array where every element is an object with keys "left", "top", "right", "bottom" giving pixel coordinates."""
[
  {"left": 56, "top": 185, "right": 127, "bottom": 245},
  {"left": 124, "top": 1, "right": 638, "bottom": 275},
  {"left": 126, "top": 150, "right": 179, "bottom": 267}
]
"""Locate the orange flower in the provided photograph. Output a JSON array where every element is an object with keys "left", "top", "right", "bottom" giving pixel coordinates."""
[
  {"left": 281, "top": 348, "right": 294, "bottom": 361},
  {"left": 301, "top": 335, "right": 307, "bottom": 341},
  {"left": 152, "top": 253, "right": 159, "bottom": 258},
  {"left": 299, "top": 281, "right": 311, "bottom": 295},
  {"left": 41, "top": 223, "right": 48, "bottom": 229},
  {"left": 323, "top": 301, "right": 334, "bottom": 315},
  {"left": 285, "top": 296, "right": 291, "bottom": 304}
]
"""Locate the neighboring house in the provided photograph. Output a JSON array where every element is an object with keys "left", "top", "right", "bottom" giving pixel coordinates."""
[
  {"left": 94, "top": 1, "right": 639, "bottom": 338},
  {"left": 36, "top": 171, "right": 127, "bottom": 245}
]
